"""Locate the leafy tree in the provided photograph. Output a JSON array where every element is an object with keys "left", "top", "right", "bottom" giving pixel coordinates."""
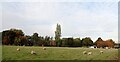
[
  {"left": 73, "top": 38, "right": 81, "bottom": 47},
  {"left": 31, "top": 33, "right": 39, "bottom": 46},
  {"left": 62, "top": 38, "right": 81, "bottom": 47},
  {"left": 55, "top": 24, "right": 61, "bottom": 46},
  {"left": 26, "top": 36, "right": 33, "bottom": 46},
  {"left": 95, "top": 37, "right": 115, "bottom": 48},
  {"left": 44, "top": 36, "right": 50, "bottom": 46},
  {"left": 81, "top": 37, "right": 93, "bottom": 47},
  {"left": 105, "top": 39, "right": 115, "bottom": 48},
  {"left": 61, "top": 38, "right": 68, "bottom": 47},
  {"left": 38, "top": 36, "right": 45, "bottom": 46},
  {"left": 95, "top": 37, "right": 105, "bottom": 48},
  {"left": 2, "top": 29, "right": 24, "bottom": 45},
  {"left": 67, "top": 38, "right": 74, "bottom": 47}
]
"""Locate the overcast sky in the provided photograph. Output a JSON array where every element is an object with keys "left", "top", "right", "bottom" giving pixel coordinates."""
[{"left": 1, "top": 1, "right": 118, "bottom": 42}]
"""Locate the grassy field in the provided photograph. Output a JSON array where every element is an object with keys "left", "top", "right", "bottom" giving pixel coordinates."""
[{"left": 2, "top": 46, "right": 118, "bottom": 61}]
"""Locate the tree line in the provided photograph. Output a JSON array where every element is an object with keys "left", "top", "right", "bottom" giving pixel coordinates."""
[{"left": 1, "top": 28, "right": 116, "bottom": 48}]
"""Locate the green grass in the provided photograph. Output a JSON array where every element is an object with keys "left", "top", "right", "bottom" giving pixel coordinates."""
[{"left": 2, "top": 46, "right": 118, "bottom": 60}]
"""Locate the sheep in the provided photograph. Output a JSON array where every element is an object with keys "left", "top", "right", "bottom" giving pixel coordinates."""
[
  {"left": 31, "top": 50, "right": 36, "bottom": 55},
  {"left": 100, "top": 51, "right": 103, "bottom": 54},
  {"left": 83, "top": 51, "right": 87, "bottom": 54},
  {"left": 17, "top": 48, "right": 20, "bottom": 51},
  {"left": 105, "top": 47, "right": 108, "bottom": 49},
  {"left": 43, "top": 47, "right": 46, "bottom": 50},
  {"left": 88, "top": 52, "right": 92, "bottom": 55}
]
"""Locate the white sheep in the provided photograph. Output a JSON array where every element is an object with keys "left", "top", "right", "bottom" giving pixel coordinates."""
[
  {"left": 100, "top": 51, "right": 103, "bottom": 54},
  {"left": 17, "top": 48, "right": 20, "bottom": 51},
  {"left": 31, "top": 50, "right": 36, "bottom": 55},
  {"left": 83, "top": 51, "right": 87, "bottom": 54},
  {"left": 88, "top": 52, "right": 92, "bottom": 55},
  {"left": 43, "top": 47, "right": 46, "bottom": 50},
  {"left": 105, "top": 47, "right": 108, "bottom": 49}
]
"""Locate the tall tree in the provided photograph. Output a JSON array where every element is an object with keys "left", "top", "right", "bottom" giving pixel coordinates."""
[{"left": 55, "top": 24, "right": 61, "bottom": 46}]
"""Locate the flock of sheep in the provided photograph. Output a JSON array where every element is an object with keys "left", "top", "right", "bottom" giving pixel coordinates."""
[
  {"left": 83, "top": 50, "right": 103, "bottom": 55},
  {"left": 16, "top": 47, "right": 46, "bottom": 55},
  {"left": 16, "top": 47, "right": 104, "bottom": 55}
]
